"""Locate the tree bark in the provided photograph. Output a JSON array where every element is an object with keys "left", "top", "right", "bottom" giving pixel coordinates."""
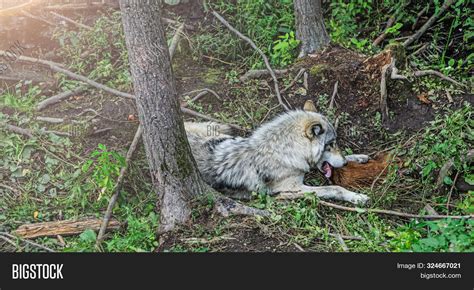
[
  {"left": 294, "top": 0, "right": 330, "bottom": 57},
  {"left": 119, "top": 0, "right": 207, "bottom": 233}
]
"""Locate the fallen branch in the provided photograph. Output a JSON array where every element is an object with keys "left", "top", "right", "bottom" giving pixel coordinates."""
[
  {"left": 0, "top": 50, "right": 64, "bottom": 68},
  {"left": 21, "top": 10, "right": 56, "bottom": 26},
  {"left": 36, "top": 116, "right": 64, "bottom": 124},
  {"left": 37, "top": 87, "right": 85, "bottom": 111},
  {"left": 372, "top": 16, "right": 396, "bottom": 47},
  {"left": 4, "top": 124, "right": 34, "bottom": 138},
  {"left": 12, "top": 218, "right": 121, "bottom": 239},
  {"left": 168, "top": 23, "right": 185, "bottom": 60},
  {"left": 0, "top": 0, "right": 36, "bottom": 17},
  {"left": 0, "top": 50, "right": 134, "bottom": 100},
  {"left": 317, "top": 200, "right": 472, "bottom": 220},
  {"left": 96, "top": 125, "right": 143, "bottom": 246},
  {"left": 390, "top": 59, "right": 408, "bottom": 81},
  {"left": 214, "top": 194, "right": 270, "bottom": 218},
  {"left": 329, "top": 81, "right": 338, "bottom": 110},
  {"left": 181, "top": 107, "right": 246, "bottom": 132},
  {"left": 403, "top": 0, "right": 455, "bottom": 47},
  {"left": 239, "top": 69, "right": 288, "bottom": 82},
  {"left": 212, "top": 11, "right": 290, "bottom": 111},
  {"left": 413, "top": 69, "right": 467, "bottom": 89},
  {"left": 50, "top": 11, "right": 93, "bottom": 31}
]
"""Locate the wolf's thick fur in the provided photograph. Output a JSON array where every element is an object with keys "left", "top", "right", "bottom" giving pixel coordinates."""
[{"left": 184, "top": 109, "right": 370, "bottom": 205}]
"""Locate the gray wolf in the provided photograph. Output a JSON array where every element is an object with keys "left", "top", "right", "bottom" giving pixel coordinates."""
[{"left": 184, "top": 102, "right": 370, "bottom": 205}]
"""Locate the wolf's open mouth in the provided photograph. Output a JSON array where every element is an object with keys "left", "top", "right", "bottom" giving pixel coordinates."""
[{"left": 322, "top": 161, "right": 333, "bottom": 178}]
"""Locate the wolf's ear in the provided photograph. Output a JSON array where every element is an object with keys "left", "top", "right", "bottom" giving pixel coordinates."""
[
  {"left": 303, "top": 100, "right": 317, "bottom": 112},
  {"left": 305, "top": 122, "right": 325, "bottom": 139}
]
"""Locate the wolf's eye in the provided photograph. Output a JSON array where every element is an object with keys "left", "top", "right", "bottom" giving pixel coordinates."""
[{"left": 325, "top": 142, "right": 334, "bottom": 150}]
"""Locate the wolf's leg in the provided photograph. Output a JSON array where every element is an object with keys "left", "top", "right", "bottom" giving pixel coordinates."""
[
  {"left": 345, "top": 154, "right": 369, "bottom": 164},
  {"left": 277, "top": 185, "right": 369, "bottom": 205}
]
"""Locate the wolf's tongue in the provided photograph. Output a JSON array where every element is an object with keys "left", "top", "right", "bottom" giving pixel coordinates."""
[{"left": 323, "top": 163, "right": 333, "bottom": 178}]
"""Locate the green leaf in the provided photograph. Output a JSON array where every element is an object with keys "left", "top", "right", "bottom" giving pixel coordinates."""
[
  {"left": 443, "top": 176, "right": 453, "bottom": 185},
  {"left": 80, "top": 229, "right": 97, "bottom": 243}
]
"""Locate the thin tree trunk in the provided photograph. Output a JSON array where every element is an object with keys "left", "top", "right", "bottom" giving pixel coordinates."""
[
  {"left": 294, "top": 0, "right": 330, "bottom": 57},
  {"left": 119, "top": 0, "right": 207, "bottom": 233}
]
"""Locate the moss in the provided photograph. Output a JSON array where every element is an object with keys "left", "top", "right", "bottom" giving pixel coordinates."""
[
  {"left": 386, "top": 42, "right": 407, "bottom": 69},
  {"left": 309, "top": 64, "right": 329, "bottom": 77},
  {"left": 202, "top": 68, "right": 221, "bottom": 85}
]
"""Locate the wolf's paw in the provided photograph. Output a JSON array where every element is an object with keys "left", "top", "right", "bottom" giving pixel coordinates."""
[
  {"left": 345, "top": 154, "right": 369, "bottom": 164},
  {"left": 347, "top": 192, "right": 370, "bottom": 205}
]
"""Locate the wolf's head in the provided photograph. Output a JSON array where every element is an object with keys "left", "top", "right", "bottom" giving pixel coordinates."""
[{"left": 302, "top": 100, "right": 346, "bottom": 178}]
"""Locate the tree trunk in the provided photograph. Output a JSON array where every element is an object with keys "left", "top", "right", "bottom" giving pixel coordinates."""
[
  {"left": 119, "top": 0, "right": 207, "bottom": 233},
  {"left": 294, "top": 0, "right": 330, "bottom": 57}
]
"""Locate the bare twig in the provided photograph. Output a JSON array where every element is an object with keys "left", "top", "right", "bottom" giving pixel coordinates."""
[
  {"left": 168, "top": 23, "right": 185, "bottom": 60},
  {"left": 181, "top": 107, "right": 246, "bottom": 132},
  {"left": 21, "top": 10, "right": 56, "bottom": 26},
  {"left": 303, "top": 72, "right": 309, "bottom": 90},
  {"left": 50, "top": 11, "right": 93, "bottom": 30},
  {"left": 96, "top": 125, "right": 143, "bottom": 246},
  {"left": 37, "top": 87, "right": 85, "bottom": 111},
  {"left": 380, "top": 60, "right": 392, "bottom": 121},
  {"left": 4, "top": 124, "right": 34, "bottom": 138},
  {"left": 446, "top": 171, "right": 460, "bottom": 214},
  {"left": 413, "top": 69, "right": 467, "bottom": 89},
  {"left": 412, "top": 4, "right": 430, "bottom": 30},
  {"left": 212, "top": 11, "right": 289, "bottom": 111},
  {"left": 0, "top": 0, "right": 35, "bottom": 17},
  {"left": 1, "top": 232, "right": 54, "bottom": 252},
  {"left": 36, "top": 116, "right": 64, "bottom": 124},
  {"left": 403, "top": 0, "right": 455, "bottom": 47},
  {"left": 214, "top": 194, "right": 270, "bottom": 218},
  {"left": 333, "top": 233, "right": 349, "bottom": 252},
  {"left": 161, "top": 17, "right": 195, "bottom": 30},
  {"left": 372, "top": 16, "right": 396, "bottom": 47},
  {"left": 329, "top": 81, "right": 338, "bottom": 110},
  {"left": 317, "top": 200, "right": 472, "bottom": 220},
  {"left": 281, "top": 68, "right": 305, "bottom": 93},
  {"left": 328, "top": 233, "right": 363, "bottom": 241}
]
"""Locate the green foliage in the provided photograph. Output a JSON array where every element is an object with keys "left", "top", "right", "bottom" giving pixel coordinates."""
[
  {"left": 199, "top": 0, "right": 295, "bottom": 68},
  {"left": 407, "top": 104, "right": 472, "bottom": 192},
  {"left": 0, "top": 83, "right": 42, "bottom": 111},
  {"left": 105, "top": 212, "right": 159, "bottom": 252},
  {"left": 388, "top": 219, "right": 474, "bottom": 252},
  {"left": 53, "top": 11, "right": 131, "bottom": 91},
  {"left": 82, "top": 144, "right": 125, "bottom": 200},
  {"left": 271, "top": 31, "right": 300, "bottom": 67}
]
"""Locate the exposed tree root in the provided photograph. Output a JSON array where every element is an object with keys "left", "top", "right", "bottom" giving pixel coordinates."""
[
  {"left": 37, "top": 87, "right": 86, "bottom": 111},
  {"left": 413, "top": 69, "right": 467, "bottom": 89},
  {"left": 50, "top": 11, "right": 93, "bottom": 31}
]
